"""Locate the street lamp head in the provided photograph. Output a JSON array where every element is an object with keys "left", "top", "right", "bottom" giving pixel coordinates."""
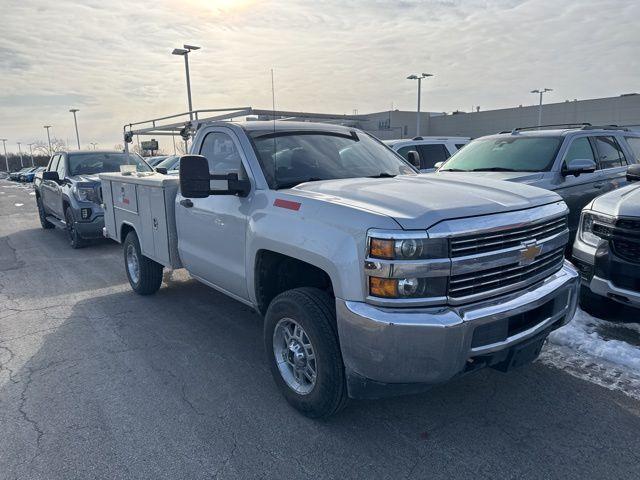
[
  {"left": 69, "top": 108, "right": 79, "bottom": 113},
  {"left": 544, "top": 88, "right": 553, "bottom": 93},
  {"left": 43, "top": 125, "right": 51, "bottom": 129},
  {"left": 421, "top": 73, "right": 434, "bottom": 78},
  {"left": 183, "top": 44, "right": 201, "bottom": 51},
  {"left": 531, "top": 89, "right": 540, "bottom": 94},
  {"left": 407, "top": 74, "right": 418, "bottom": 80},
  {"left": 172, "top": 48, "right": 188, "bottom": 56}
]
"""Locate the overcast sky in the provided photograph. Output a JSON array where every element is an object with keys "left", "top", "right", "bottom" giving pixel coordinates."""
[{"left": 1, "top": 0, "right": 638, "bottom": 152}]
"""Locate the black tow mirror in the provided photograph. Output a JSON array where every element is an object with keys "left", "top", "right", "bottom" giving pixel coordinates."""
[
  {"left": 562, "top": 158, "right": 596, "bottom": 177},
  {"left": 627, "top": 164, "right": 640, "bottom": 182},
  {"left": 179, "top": 155, "right": 251, "bottom": 198},
  {"left": 42, "top": 171, "right": 60, "bottom": 182},
  {"left": 406, "top": 150, "right": 421, "bottom": 169},
  {"left": 155, "top": 167, "right": 168, "bottom": 175}
]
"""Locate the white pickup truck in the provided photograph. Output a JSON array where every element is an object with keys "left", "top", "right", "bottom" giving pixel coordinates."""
[{"left": 101, "top": 115, "right": 579, "bottom": 418}]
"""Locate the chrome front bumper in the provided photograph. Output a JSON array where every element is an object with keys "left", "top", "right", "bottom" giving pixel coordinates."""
[
  {"left": 336, "top": 261, "right": 578, "bottom": 397},
  {"left": 589, "top": 276, "right": 640, "bottom": 307}
]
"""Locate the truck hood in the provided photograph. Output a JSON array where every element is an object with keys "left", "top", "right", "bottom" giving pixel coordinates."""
[
  {"left": 590, "top": 183, "right": 640, "bottom": 218},
  {"left": 437, "top": 170, "right": 547, "bottom": 186},
  {"left": 288, "top": 174, "right": 560, "bottom": 230},
  {"left": 70, "top": 174, "right": 101, "bottom": 184}
]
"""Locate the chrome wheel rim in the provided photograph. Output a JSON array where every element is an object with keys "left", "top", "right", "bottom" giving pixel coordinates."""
[
  {"left": 273, "top": 318, "right": 317, "bottom": 395},
  {"left": 126, "top": 244, "right": 140, "bottom": 284}
]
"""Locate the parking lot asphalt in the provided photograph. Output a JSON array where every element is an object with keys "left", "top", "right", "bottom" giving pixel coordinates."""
[{"left": 1, "top": 179, "right": 640, "bottom": 480}]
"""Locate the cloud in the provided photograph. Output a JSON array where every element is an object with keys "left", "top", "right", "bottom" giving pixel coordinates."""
[{"left": 0, "top": 0, "right": 638, "bottom": 150}]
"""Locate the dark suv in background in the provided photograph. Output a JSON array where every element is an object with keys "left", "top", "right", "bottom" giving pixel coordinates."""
[
  {"left": 436, "top": 124, "right": 640, "bottom": 240},
  {"left": 34, "top": 150, "right": 151, "bottom": 248}
]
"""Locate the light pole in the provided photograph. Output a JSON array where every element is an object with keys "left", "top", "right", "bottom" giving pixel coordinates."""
[
  {"left": 17, "top": 142, "right": 25, "bottom": 168},
  {"left": 69, "top": 108, "right": 81, "bottom": 149},
  {"left": 90, "top": 142, "right": 98, "bottom": 150},
  {"left": 531, "top": 88, "right": 553, "bottom": 127},
  {"left": 43, "top": 125, "right": 53, "bottom": 155},
  {"left": 27, "top": 143, "right": 35, "bottom": 166},
  {"left": 1, "top": 139, "right": 8, "bottom": 172},
  {"left": 172, "top": 44, "right": 200, "bottom": 120},
  {"left": 407, "top": 73, "right": 433, "bottom": 136}
]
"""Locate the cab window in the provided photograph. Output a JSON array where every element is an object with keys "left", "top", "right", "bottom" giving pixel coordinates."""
[
  {"left": 199, "top": 131, "right": 245, "bottom": 176},
  {"left": 594, "top": 136, "right": 627, "bottom": 169},
  {"left": 417, "top": 144, "right": 450, "bottom": 169},
  {"left": 563, "top": 137, "right": 595, "bottom": 168},
  {"left": 48, "top": 154, "right": 60, "bottom": 172},
  {"left": 624, "top": 137, "right": 640, "bottom": 162}
]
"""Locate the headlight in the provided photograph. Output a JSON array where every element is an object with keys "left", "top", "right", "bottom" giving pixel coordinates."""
[
  {"left": 579, "top": 211, "right": 615, "bottom": 248},
  {"left": 74, "top": 186, "right": 98, "bottom": 203},
  {"left": 369, "top": 276, "right": 448, "bottom": 299},
  {"left": 368, "top": 237, "right": 448, "bottom": 260}
]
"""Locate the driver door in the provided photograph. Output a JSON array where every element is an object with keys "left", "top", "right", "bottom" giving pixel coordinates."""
[{"left": 175, "top": 128, "right": 251, "bottom": 300}]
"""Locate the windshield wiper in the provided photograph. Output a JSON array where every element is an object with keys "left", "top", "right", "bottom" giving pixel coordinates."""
[
  {"left": 367, "top": 173, "right": 396, "bottom": 178},
  {"left": 440, "top": 168, "right": 469, "bottom": 172},
  {"left": 469, "top": 167, "right": 519, "bottom": 172},
  {"left": 276, "top": 177, "right": 323, "bottom": 189}
]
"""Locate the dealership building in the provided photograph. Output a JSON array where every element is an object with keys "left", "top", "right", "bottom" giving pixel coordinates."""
[{"left": 352, "top": 93, "right": 640, "bottom": 140}]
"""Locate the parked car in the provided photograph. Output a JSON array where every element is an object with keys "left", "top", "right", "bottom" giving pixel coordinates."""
[
  {"left": 384, "top": 136, "right": 469, "bottom": 172},
  {"left": 101, "top": 118, "right": 578, "bottom": 418},
  {"left": 9, "top": 167, "right": 33, "bottom": 181},
  {"left": 146, "top": 155, "right": 169, "bottom": 167},
  {"left": 154, "top": 155, "right": 180, "bottom": 173},
  {"left": 33, "top": 150, "right": 152, "bottom": 248},
  {"left": 572, "top": 164, "right": 640, "bottom": 315},
  {"left": 436, "top": 125, "right": 640, "bottom": 240},
  {"left": 21, "top": 166, "right": 45, "bottom": 182}
]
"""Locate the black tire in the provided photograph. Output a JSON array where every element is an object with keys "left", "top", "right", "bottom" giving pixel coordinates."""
[
  {"left": 65, "top": 207, "right": 84, "bottom": 249},
  {"left": 264, "top": 287, "right": 348, "bottom": 419},
  {"left": 123, "top": 231, "right": 163, "bottom": 295},
  {"left": 36, "top": 195, "right": 54, "bottom": 229},
  {"left": 579, "top": 286, "right": 621, "bottom": 318}
]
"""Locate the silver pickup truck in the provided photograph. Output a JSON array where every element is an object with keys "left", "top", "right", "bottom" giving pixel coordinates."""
[{"left": 101, "top": 118, "right": 579, "bottom": 418}]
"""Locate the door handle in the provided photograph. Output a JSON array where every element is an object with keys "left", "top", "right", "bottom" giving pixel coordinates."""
[{"left": 180, "top": 199, "right": 193, "bottom": 208}]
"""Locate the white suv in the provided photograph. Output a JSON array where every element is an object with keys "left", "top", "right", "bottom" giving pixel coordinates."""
[{"left": 385, "top": 136, "right": 470, "bottom": 172}]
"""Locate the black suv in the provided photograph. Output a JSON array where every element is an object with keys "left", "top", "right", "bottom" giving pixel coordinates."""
[{"left": 34, "top": 151, "right": 151, "bottom": 248}]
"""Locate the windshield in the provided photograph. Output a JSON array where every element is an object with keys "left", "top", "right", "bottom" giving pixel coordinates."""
[
  {"left": 250, "top": 130, "right": 416, "bottom": 189},
  {"left": 439, "top": 136, "right": 562, "bottom": 172},
  {"left": 155, "top": 155, "right": 180, "bottom": 171},
  {"left": 68, "top": 152, "right": 152, "bottom": 176}
]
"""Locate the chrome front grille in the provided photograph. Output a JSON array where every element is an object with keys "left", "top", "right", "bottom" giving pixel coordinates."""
[
  {"left": 450, "top": 216, "right": 567, "bottom": 258},
  {"left": 449, "top": 246, "right": 565, "bottom": 300}
]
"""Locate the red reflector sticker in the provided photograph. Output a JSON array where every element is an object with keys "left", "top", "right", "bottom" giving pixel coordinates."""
[{"left": 274, "top": 199, "right": 301, "bottom": 211}]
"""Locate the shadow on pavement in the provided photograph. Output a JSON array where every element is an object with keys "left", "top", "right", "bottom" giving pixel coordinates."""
[{"left": 2, "top": 276, "right": 640, "bottom": 479}]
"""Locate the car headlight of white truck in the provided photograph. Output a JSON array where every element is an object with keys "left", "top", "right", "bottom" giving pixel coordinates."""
[
  {"left": 365, "top": 232, "right": 448, "bottom": 301},
  {"left": 579, "top": 211, "right": 616, "bottom": 248}
]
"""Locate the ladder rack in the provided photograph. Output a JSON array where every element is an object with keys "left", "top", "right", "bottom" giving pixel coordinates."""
[{"left": 123, "top": 107, "right": 368, "bottom": 141}]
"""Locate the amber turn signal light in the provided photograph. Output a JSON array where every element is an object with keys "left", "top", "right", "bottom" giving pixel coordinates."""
[
  {"left": 369, "top": 277, "right": 398, "bottom": 298},
  {"left": 369, "top": 238, "right": 395, "bottom": 259}
]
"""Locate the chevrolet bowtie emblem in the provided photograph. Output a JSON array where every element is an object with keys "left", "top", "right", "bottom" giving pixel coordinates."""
[{"left": 519, "top": 240, "right": 542, "bottom": 265}]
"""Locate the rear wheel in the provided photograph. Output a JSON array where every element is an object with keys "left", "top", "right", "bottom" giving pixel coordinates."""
[
  {"left": 264, "top": 287, "right": 348, "bottom": 419},
  {"left": 123, "top": 231, "right": 163, "bottom": 295},
  {"left": 36, "top": 195, "right": 54, "bottom": 229},
  {"left": 65, "top": 208, "right": 84, "bottom": 249}
]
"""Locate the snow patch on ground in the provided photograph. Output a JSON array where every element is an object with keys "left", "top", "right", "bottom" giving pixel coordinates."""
[
  {"left": 541, "top": 308, "right": 640, "bottom": 399},
  {"left": 13, "top": 203, "right": 23, "bottom": 207}
]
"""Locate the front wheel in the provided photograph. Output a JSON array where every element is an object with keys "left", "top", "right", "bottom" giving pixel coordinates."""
[
  {"left": 264, "top": 288, "right": 348, "bottom": 419},
  {"left": 65, "top": 208, "right": 84, "bottom": 249},
  {"left": 123, "top": 231, "right": 163, "bottom": 295}
]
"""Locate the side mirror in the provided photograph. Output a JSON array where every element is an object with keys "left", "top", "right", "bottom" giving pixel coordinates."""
[
  {"left": 627, "top": 164, "right": 640, "bottom": 182},
  {"left": 43, "top": 171, "right": 60, "bottom": 182},
  {"left": 179, "top": 155, "right": 251, "bottom": 198},
  {"left": 562, "top": 158, "right": 596, "bottom": 177},
  {"left": 406, "top": 150, "right": 421, "bottom": 169},
  {"left": 434, "top": 161, "right": 444, "bottom": 170},
  {"left": 155, "top": 167, "right": 168, "bottom": 175}
]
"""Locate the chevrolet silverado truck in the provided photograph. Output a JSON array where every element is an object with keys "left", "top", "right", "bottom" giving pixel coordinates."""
[
  {"left": 572, "top": 164, "right": 640, "bottom": 315},
  {"left": 101, "top": 116, "right": 579, "bottom": 418}
]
